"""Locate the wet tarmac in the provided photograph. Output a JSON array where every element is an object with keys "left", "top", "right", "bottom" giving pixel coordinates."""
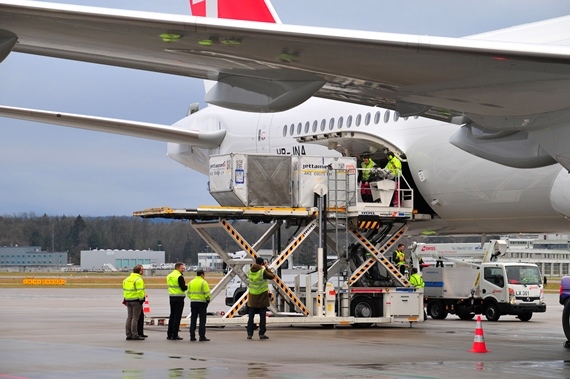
[{"left": 1, "top": 288, "right": 569, "bottom": 378}]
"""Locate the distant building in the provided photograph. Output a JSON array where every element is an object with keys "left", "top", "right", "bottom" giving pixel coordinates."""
[
  {"left": 80, "top": 249, "right": 165, "bottom": 271},
  {"left": 0, "top": 246, "right": 67, "bottom": 267}
]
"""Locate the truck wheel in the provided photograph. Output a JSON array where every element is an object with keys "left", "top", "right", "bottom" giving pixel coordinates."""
[
  {"left": 427, "top": 300, "right": 448, "bottom": 320},
  {"left": 484, "top": 302, "right": 500, "bottom": 321},
  {"left": 457, "top": 310, "right": 475, "bottom": 320},
  {"left": 350, "top": 296, "right": 376, "bottom": 328},
  {"left": 517, "top": 312, "right": 532, "bottom": 322},
  {"left": 563, "top": 301, "right": 570, "bottom": 342},
  {"left": 351, "top": 296, "right": 376, "bottom": 318}
]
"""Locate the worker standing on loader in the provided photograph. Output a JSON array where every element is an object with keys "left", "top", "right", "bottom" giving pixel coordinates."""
[{"left": 393, "top": 244, "right": 407, "bottom": 275}]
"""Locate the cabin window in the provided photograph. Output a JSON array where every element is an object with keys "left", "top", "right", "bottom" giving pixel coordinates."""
[
  {"left": 365, "top": 112, "right": 371, "bottom": 126},
  {"left": 290, "top": 124, "right": 294, "bottom": 135},
  {"left": 297, "top": 122, "right": 302, "bottom": 135},
  {"left": 355, "top": 114, "right": 361, "bottom": 127},
  {"left": 374, "top": 111, "right": 381, "bottom": 124},
  {"left": 312, "top": 120, "right": 318, "bottom": 132},
  {"left": 329, "top": 118, "right": 335, "bottom": 130},
  {"left": 320, "top": 119, "right": 326, "bottom": 131},
  {"left": 338, "top": 116, "right": 344, "bottom": 129},
  {"left": 384, "top": 111, "right": 391, "bottom": 123},
  {"left": 347, "top": 115, "right": 353, "bottom": 128},
  {"left": 283, "top": 125, "right": 287, "bottom": 137},
  {"left": 304, "top": 121, "right": 310, "bottom": 134},
  {"left": 393, "top": 111, "right": 400, "bottom": 122}
]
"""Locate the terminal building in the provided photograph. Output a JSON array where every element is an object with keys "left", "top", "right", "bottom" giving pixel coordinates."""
[
  {"left": 80, "top": 249, "right": 165, "bottom": 271},
  {"left": 0, "top": 246, "right": 67, "bottom": 271}
]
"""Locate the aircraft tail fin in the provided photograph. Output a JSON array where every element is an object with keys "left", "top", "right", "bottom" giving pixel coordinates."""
[{"left": 189, "top": 0, "right": 281, "bottom": 23}]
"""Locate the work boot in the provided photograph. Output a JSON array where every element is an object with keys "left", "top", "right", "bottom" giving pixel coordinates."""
[
  {"left": 199, "top": 337, "right": 210, "bottom": 342},
  {"left": 259, "top": 335, "right": 269, "bottom": 340},
  {"left": 247, "top": 335, "right": 252, "bottom": 340}
]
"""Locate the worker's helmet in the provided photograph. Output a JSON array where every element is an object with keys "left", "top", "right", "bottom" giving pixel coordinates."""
[{"left": 386, "top": 151, "right": 394, "bottom": 159}]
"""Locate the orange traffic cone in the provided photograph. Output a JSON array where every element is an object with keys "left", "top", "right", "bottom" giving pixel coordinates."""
[
  {"left": 143, "top": 294, "right": 151, "bottom": 314},
  {"left": 469, "top": 315, "right": 490, "bottom": 353}
]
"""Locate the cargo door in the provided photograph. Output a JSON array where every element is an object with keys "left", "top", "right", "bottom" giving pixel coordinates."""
[{"left": 256, "top": 114, "right": 273, "bottom": 153}]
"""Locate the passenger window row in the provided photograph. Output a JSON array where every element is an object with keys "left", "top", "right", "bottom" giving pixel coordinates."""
[{"left": 282, "top": 110, "right": 417, "bottom": 137}]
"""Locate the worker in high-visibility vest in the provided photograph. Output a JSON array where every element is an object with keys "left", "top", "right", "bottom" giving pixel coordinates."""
[
  {"left": 123, "top": 264, "right": 145, "bottom": 340},
  {"left": 385, "top": 151, "right": 402, "bottom": 207},
  {"left": 187, "top": 269, "right": 211, "bottom": 341},
  {"left": 359, "top": 154, "right": 376, "bottom": 202},
  {"left": 166, "top": 262, "right": 187, "bottom": 341},
  {"left": 247, "top": 257, "right": 275, "bottom": 340},
  {"left": 409, "top": 267, "right": 425, "bottom": 288},
  {"left": 393, "top": 244, "right": 407, "bottom": 275},
  {"left": 409, "top": 267, "right": 427, "bottom": 320}
]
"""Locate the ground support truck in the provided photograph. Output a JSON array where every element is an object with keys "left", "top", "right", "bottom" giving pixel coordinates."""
[
  {"left": 135, "top": 153, "right": 426, "bottom": 328},
  {"left": 412, "top": 240, "right": 546, "bottom": 321}
]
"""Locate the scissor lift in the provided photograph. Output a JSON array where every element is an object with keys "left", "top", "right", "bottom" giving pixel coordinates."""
[{"left": 134, "top": 154, "right": 423, "bottom": 327}]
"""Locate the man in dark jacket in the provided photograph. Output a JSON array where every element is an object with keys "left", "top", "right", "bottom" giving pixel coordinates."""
[{"left": 247, "top": 257, "right": 275, "bottom": 340}]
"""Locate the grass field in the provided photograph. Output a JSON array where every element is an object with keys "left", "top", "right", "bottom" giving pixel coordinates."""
[{"left": 0, "top": 272, "right": 223, "bottom": 289}]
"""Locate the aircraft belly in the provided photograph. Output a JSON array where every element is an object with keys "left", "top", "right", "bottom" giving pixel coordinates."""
[{"left": 407, "top": 132, "right": 568, "bottom": 233}]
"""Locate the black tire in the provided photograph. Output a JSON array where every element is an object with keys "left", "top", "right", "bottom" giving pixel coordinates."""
[
  {"left": 484, "top": 302, "right": 500, "bottom": 321},
  {"left": 351, "top": 296, "right": 376, "bottom": 318},
  {"left": 518, "top": 312, "right": 533, "bottom": 322},
  {"left": 563, "top": 300, "right": 570, "bottom": 342},
  {"left": 457, "top": 310, "right": 475, "bottom": 320},
  {"left": 427, "top": 300, "right": 448, "bottom": 320},
  {"left": 350, "top": 296, "right": 376, "bottom": 327}
]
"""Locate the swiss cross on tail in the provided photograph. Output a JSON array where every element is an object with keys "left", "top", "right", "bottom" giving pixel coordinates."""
[{"left": 190, "top": 0, "right": 280, "bottom": 23}]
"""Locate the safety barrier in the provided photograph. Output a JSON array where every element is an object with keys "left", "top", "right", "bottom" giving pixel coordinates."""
[{"left": 22, "top": 278, "right": 66, "bottom": 285}]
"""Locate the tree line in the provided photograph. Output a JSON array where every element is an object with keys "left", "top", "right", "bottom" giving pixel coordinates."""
[{"left": 0, "top": 213, "right": 320, "bottom": 266}]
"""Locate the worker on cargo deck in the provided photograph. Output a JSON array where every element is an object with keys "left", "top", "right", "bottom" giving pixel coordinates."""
[
  {"left": 393, "top": 244, "right": 407, "bottom": 275},
  {"left": 359, "top": 154, "right": 376, "bottom": 202},
  {"left": 188, "top": 269, "right": 211, "bottom": 341},
  {"left": 166, "top": 262, "right": 187, "bottom": 341},
  {"left": 123, "top": 264, "right": 146, "bottom": 341},
  {"left": 384, "top": 151, "right": 402, "bottom": 207},
  {"left": 247, "top": 257, "right": 275, "bottom": 340}
]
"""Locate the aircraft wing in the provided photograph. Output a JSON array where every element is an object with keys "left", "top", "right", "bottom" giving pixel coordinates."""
[
  {"left": 0, "top": 105, "right": 225, "bottom": 148},
  {"left": 2, "top": 1, "right": 570, "bottom": 167}
]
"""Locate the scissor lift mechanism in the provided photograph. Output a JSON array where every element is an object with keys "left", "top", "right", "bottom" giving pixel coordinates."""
[{"left": 135, "top": 203, "right": 422, "bottom": 327}]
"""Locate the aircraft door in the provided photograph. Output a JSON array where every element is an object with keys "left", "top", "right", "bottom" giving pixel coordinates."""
[{"left": 256, "top": 114, "right": 273, "bottom": 153}]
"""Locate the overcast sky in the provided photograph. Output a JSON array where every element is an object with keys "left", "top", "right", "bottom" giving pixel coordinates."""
[{"left": 0, "top": 0, "right": 568, "bottom": 217}]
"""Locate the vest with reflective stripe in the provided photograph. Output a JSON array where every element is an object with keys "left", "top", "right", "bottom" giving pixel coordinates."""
[
  {"left": 248, "top": 268, "right": 269, "bottom": 295},
  {"left": 166, "top": 270, "right": 184, "bottom": 297},
  {"left": 188, "top": 276, "right": 210, "bottom": 302},
  {"left": 123, "top": 273, "right": 145, "bottom": 301},
  {"left": 361, "top": 159, "right": 376, "bottom": 181},
  {"left": 409, "top": 273, "right": 425, "bottom": 288},
  {"left": 395, "top": 250, "right": 406, "bottom": 266}
]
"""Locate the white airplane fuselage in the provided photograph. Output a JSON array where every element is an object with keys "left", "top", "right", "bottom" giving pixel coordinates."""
[{"left": 166, "top": 97, "right": 570, "bottom": 235}]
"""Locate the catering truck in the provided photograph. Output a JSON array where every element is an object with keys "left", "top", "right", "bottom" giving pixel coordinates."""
[{"left": 411, "top": 240, "right": 546, "bottom": 321}]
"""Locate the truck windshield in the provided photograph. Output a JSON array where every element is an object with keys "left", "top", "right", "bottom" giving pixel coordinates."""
[{"left": 505, "top": 266, "right": 541, "bottom": 285}]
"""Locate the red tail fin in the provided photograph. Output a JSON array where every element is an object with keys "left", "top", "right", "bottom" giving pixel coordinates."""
[{"left": 190, "top": 0, "right": 279, "bottom": 23}]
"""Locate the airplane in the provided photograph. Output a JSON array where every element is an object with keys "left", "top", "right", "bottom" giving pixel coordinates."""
[{"left": 0, "top": 0, "right": 570, "bottom": 235}]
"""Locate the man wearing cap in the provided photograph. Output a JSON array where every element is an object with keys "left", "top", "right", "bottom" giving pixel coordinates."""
[
  {"left": 123, "top": 264, "right": 146, "bottom": 341},
  {"left": 247, "top": 257, "right": 275, "bottom": 340}
]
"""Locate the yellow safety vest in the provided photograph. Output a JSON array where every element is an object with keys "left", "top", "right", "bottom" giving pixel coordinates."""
[
  {"left": 385, "top": 156, "right": 402, "bottom": 176},
  {"left": 123, "top": 273, "right": 145, "bottom": 301},
  {"left": 166, "top": 270, "right": 184, "bottom": 297},
  {"left": 396, "top": 250, "right": 406, "bottom": 266},
  {"left": 361, "top": 159, "right": 376, "bottom": 181},
  {"left": 187, "top": 276, "right": 210, "bottom": 302},
  {"left": 409, "top": 273, "right": 425, "bottom": 288},
  {"left": 248, "top": 268, "right": 269, "bottom": 295}
]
